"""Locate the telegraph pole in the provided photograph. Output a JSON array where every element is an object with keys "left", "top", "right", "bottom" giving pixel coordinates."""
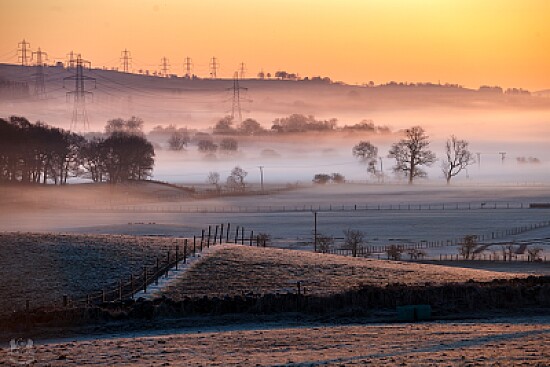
[
  {"left": 63, "top": 54, "right": 96, "bottom": 131},
  {"left": 209, "top": 57, "right": 219, "bottom": 79},
  {"left": 258, "top": 165, "right": 264, "bottom": 191},
  {"left": 313, "top": 211, "right": 318, "bottom": 252},
  {"left": 499, "top": 152, "right": 506, "bottom": 164},
  {"left": 160, "top": 57, "right": 170, "bottom": 77},
  {"left": 31, "top": 47, "right": 48, "bottom": 98},
  {"left": 184, "top": 57, "right": 193, "bottom": 78},
  {"left": 18, "top": 39, "right": 31, "bottom": 66},
  {"left": 120, "top": 49, "right": 132, "bottom": 73}
]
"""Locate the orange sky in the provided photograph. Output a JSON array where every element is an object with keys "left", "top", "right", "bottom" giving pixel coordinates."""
[{"left": 1, "top": 0, "right": 549, "bottom": 90}]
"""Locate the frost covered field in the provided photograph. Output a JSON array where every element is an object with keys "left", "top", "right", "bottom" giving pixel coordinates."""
[
  {"left": 5, "top": 318, "right": 549, "bottom": 366},
  {"left": 163, "top": 245, "right": 520, "bottom": 299},
  {"left": 0, "top": 233, "right": 180, "bottom": 315}
]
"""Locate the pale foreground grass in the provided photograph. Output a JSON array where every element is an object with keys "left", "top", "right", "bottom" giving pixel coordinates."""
[
  {"left": 163, "top": 245, "right": 522, "bottom": 299},
  {"left": 0, "top": 233, "right": 180, "bottom": 315},
  {"left": 8, "top": 319, "right": 549, "bottom": 366}
]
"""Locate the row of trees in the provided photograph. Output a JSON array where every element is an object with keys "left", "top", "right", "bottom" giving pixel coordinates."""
[
  {"left": 212, "top": 115, "right": 390, "bottom": 136},
  {"left": 0, "top": 116, "right": 155, "bottom": 184},
  {"left": 353, "top": 126, "right": 474, "bottom": 184}
]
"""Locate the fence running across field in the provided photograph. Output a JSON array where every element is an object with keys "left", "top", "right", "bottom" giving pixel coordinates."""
[
  {"left": 17, "top": 223, "right": 268, "bottom": 314},
  {"left": 74, "top": 201, "right": 550, "bottom": 214},
  {"left": 322, "top": 220, "right": 550, "bottom": 260}
]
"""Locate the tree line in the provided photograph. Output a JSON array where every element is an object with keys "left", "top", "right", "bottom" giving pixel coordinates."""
[{"left": 0, "top": 116, "right": 155, "bottom": 185}]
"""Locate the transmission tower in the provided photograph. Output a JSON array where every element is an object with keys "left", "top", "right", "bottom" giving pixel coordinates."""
[
  {"left": 209, "top": 57, "right": 219, "bottom": 79},
  {"left": 63, "top": 54, "right": 96, "bottom": 131},
  {"left": 18, "top": 39, "right": 31, "bottom": 66},
  {"left": 239, "top": 62, "right": 246, "bottom": 79},
  {"left": 66, "top": 51, "right": 76, "bottom": 69},
  {"left": 228, "top": 71, "right": 247, "bottom": 123},
  {"left": 160, "top": 57, "right": 170, "bottom": 77},
  {"left": 31, "top": 47, "right": 48, "bottom": 98},
  {"left": 120, "top": 49, "right": 132, "bottom": 73},
  {"left": 184, "top": 57, "right": 193, "bottom": 78}
]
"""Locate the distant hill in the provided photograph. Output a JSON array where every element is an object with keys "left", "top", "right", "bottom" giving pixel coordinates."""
[{"left": 1, "top": 63, "right": 549, "bottom": 131}]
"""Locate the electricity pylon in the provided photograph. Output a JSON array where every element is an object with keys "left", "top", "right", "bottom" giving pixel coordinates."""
[
  {"left": 228, "top": 71, "right": 247, "bottom": 123},
  {"left": 160, "top": 57, "right": 170, "bottom": 77},
  {"left": 209, "top": 57, "right": 219, "bottom": 79},
  {"left": 184, "top": 57, "right": 193, "bottom": 78},
  {"left": 31, "top": 47, "right": 48, "bottom": 98},
  {"left": 63, "top": 54, "right": 96, "bottom": 131},
  {"left": 120, "top": 49, "right": 132, "bottom": 73},
  {"left": 239, "top": 62, "right": 246, "bottom": 79},
  {"left": 18, "top": 39, "right": 31, "bottom": 66}
]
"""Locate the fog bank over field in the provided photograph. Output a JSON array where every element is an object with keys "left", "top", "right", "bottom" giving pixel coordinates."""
[{"left": 1, "top": 64, "right": 549, "bottom": 184}]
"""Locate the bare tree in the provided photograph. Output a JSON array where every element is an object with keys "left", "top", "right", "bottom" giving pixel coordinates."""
[
  {"left": 527, "top": 247, "right": 543, "bottom": 262},
  {"left": 407, "top": 248, "right": 426, "bottom": 260},
  {"left": 459, "top": 235, "right": 478, "bottom": 260},
  {"left": 386, "top": 244, "right": 404, "bottom": 261},
  {"left": 207, "top": 171, "right": 221, "bottom": 193},
  {"left": 441, "top": 135, "right": 475, "bottom": 184},
  {"left": 343, "top": 229, "right": 364, "bottom": 257},
  {"left": 352, "top": 141, "right": 378, "bottom": 179},
  {"left": 226, "top": 166, "right": 248, "bottom": 191},
  {"left": 316, "top": 234, "right": 335, "bottom": 253},
  {"left": 388, "top": 126, "right": 436, "bottom": 184},
  {"left": 501, "top": 244, "right": 516, "bottom": 261},
  {"left": 168, "top": 131, "right": 189, "bottom": 151}
]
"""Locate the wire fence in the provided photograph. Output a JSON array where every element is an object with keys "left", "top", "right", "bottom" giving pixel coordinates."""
[
  {"left": 15, "top": 223, "right": 268, "bottom": 315},
  {"left": 74, "top": 201, "right": 549, "bottom": 214},
  {"left": 321, "top": 220, "right": 550, "bottom": 261}
]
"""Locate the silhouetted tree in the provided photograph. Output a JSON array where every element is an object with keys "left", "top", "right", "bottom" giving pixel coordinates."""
[
  {"left": 442, "top": 135, "right": 474, "bottom": 184},
  {"left": 105, "top": 116, "right": 144, "bottom": 135},
  {"left": 313, "top": 174, "right": 331, "bottom": 184},
  {"left": 207, "top": 171, "right": 221, "bottom": 193},
  {"left": 239, "top": 118, "right": 264, "bottom": 135},
  {"left": 168, "top": 131, "right": 189, "bottom": 151},
  {"left": 388, "top": 126, "right": 436, "bottom": 184},
  {"left": 343, "top": 229, "right": 364, "bottom": 257},
  {"left": 226, "top": 166, "right": 247, "bottom": 191},
  {"left": 459, "top": 235, "right": 478, "bottom": 260},
  {"left": 352, "top": 141, "right": 378, "bottom": 179},
  {"left": 102, "top": 132, "right": 155, "bottom": 183},
  {"left": 198, "top": 139, "right": 218, "bottom": 153},
  {"left": 219, "top": 138, "right": 238, "bottom": 153},
  {"left": 214, "top": 116, "right": 235, "bottom": 134}
]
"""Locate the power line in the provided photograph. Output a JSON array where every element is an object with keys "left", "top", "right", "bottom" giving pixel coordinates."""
[
  {"left": 63, "top": 54, "right": 96, "bottom": 131},
  {"left": 120, "top": 49, "right": 132, "bottom": 73},
  {"left": 17, "top": 39, "right": 31, "bottom": 66},
  {"left": 209, "top": 57, "right": 219, "bottom": 79}
]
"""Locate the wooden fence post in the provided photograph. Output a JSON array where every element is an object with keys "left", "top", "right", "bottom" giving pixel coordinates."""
[
  {"left": 220, "top": 224, "right": 224, "bottom": 243},
  {"left": 184, "top": 239, "right": 188, "bottom": 264},
  {"left": 200, "top": 230, "right": 204, "bottom": 251},
  {"left": 250, "top": 230, "right": 254, "bottom": 246},
  {"left": 226, "top": 223, "right": 231, "bottom": 242},
  {"left": 234, "top": 226, "right": 240, "bottom": 243},
  {"left": 143, "top": 266, "right": 147, "bottom": 293},
  {"left": 213, "top": 225, "right": 218, "bottom": 245},
  {"left": 176, "top": 244, "right": 179, "bottom": 270},
  {"left": 241, "top": 227, "right": 245, "bottom": 245}
]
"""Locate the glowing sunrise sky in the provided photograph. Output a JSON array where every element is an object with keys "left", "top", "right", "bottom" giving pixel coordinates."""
[{"left": 1, "top": 0, "right": 549, "bottom": 90}]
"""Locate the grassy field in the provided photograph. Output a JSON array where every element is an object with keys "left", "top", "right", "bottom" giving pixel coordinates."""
[
  {"left": 162, "top": 245, "right": 522, "bottom": 299},
  {"left": 0, "top": 233, "right": 182, "bottom": 315},
  {"left": 7, "top": 317, "right": 549, "bottom": 366}
]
